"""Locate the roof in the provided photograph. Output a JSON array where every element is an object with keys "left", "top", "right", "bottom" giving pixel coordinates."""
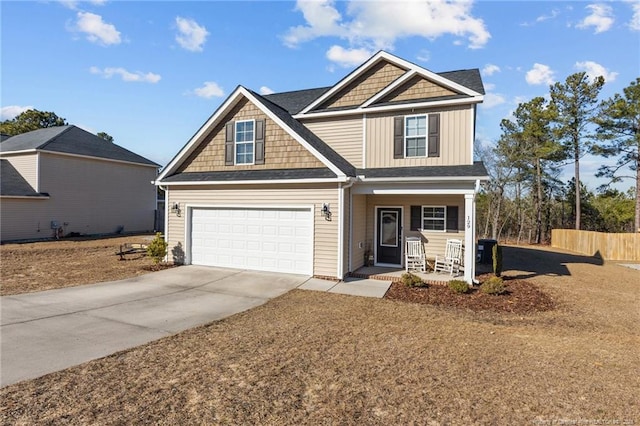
[
  {"left": 0, "top": 159, "right": 48, "bottom": 197},
  {"left": 162, "top": 168, "right": 337, "bottom": 183},
  {"left": 357, "top": 162, "right": 489, "bottom": 180},
  {"left": 0, "top": 126, "right": 159, "bottom": 167},
  {"left": 0, "top": 133, "right": 12, "bottom": 142}
]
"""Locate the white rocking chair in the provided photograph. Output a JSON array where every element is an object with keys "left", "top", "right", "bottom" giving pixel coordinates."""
[
  {"left": 434, "top": 239, "right": 463, "bottom": 276},
  {"left": 405, "top": 237, "right": 426, "bottom": 273}
]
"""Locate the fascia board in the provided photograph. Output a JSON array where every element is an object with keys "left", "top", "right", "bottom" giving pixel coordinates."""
[
  {"left": 157, "top": 86, "right": 245, "bottom": 181},
  {"left": 294, "top": 96, "right": 484, "bottom": 120},
  {"left": 155, "top": 177, "right": 346, "bottom": 186}
]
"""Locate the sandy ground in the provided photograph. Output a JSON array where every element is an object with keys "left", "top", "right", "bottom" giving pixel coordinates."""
[{"left": 1, "top": 244, "right": 639, "bottom": 424}]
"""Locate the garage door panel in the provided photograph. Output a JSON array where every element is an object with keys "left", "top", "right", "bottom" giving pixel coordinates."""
[{"left": 190, "top": 207, "right": 313, "bottom": 275}]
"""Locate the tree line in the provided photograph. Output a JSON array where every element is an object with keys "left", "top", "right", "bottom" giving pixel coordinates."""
[
  {"left": 0, "top": 109, "right": 113, "bottom": 142},
  {"left": 476, "top": 75, "right": 639, "bottom": 244}
]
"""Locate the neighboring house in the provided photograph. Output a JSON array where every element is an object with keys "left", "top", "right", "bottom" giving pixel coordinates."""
[
  {"left": 1, "top": 125, "right": 159, "bottom": 241},
  {"left": 155, "top": 51, "right": 489, "bottom": 283}
]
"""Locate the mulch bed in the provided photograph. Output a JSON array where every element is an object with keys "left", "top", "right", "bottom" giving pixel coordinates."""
[{"left": 385, "top": 273, "right": 555, "bottom": 314}]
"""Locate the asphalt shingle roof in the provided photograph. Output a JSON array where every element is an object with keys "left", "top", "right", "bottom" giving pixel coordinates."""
[
  {"left": 0, "top": 126, "right": 159, "bottom": 167},
  {"left": 264, "top": 87, "right": 331, "bottom": 115},
  {"left": 0, "top": 159, "right": 47, "bottom": 197},
  {"left": 356, "top": 162, "right": 489, "bottom": 179},
  {"left": 162, "top": 168, "right": 337, "bottom": 183}
]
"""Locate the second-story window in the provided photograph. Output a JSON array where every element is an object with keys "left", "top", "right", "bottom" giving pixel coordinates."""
[
  {"left": 405, "top": 115, "right": 427, "bottom": 157},
  {"left": 235, "top": 120, "right": 254, "bottom": 164}
]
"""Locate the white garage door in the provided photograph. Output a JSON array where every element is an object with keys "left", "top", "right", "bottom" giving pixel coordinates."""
[{"left": 190, "top": 207, "right": 313, "bottom": 275}]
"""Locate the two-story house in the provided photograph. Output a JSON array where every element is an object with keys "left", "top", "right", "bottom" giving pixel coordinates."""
[{"left": 155, "top": 51, "right": 488, "bottom": 283}]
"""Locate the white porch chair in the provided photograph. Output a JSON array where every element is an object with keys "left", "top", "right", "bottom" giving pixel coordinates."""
[
  {"left": 405, "top": 237, "right": 426, "bottom": 273},
  {"left": 434, "top": 239, "right": 463, "bottom": 276}
]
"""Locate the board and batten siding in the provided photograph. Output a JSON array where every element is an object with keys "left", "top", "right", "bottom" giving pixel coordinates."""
[
  {"left": 2, "top": 153, "right": 39, "bottom": 190},
  {"left": 303, "top": 117, "right": 363, "bottom": 168},
  {"left": 38, "top": 153, "right": 157, "bottom": 235},
  {"left": 365, "top": 105, "right": 473, "bottom": 168},
  {"left": 364, "top": 194, "right": 465, "bottom": 262},
  {"left": 166, "top": 184, "right": 340, "bottom": 277}
]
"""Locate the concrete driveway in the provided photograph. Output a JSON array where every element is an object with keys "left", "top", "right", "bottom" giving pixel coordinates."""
[{"left": 0, "top": 266, "right": 308, "bottom": 387}]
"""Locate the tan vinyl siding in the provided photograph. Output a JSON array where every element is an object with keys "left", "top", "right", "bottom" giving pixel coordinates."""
[
  {"left": 166, "top": 184, "right": 340, "bottom": 277},
  {"left": 1, "top": 153, "right": 157, "bottom": 241},
  {"left": 178, "top": 97, "right": 324, "bottom": 173},
  {"left": 302, "top": 117, "right": 363, "bottom": 168},
  {"left": 319, "top": 62, "right": 406, "bottom": 110},
  {"left": 379, "top": 75, "right": 457, "bottom": 103},
  {"left": 365, "top": 105, "right": 473, "bottom": 168},
  {"left": 364, "top": 194, "right": 465, "bottom": 262},
  {"left": 2, "top": 153, "right": 38, "bottom": 190},
  {"left": 350, "top": 194, "right": 367, "bottom": 271}
]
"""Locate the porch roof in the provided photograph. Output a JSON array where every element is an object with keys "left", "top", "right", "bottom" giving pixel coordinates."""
[{"left": 356, "top": 162, "right": 488, "bottom": 181}]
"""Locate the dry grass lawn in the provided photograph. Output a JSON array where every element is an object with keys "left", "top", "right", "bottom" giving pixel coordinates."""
[{"left": 1, "top": 244, "right": 639, "bottom": 424}]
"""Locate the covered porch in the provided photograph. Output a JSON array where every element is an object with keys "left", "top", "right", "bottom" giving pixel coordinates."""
[{"left": 350, "top": 265, "right": 464, "bottom": 284}]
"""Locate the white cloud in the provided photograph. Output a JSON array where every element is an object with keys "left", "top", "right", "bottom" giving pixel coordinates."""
[
  {"left": 73, "top": 11, "right": 121, "bottom": 45},
  {"left": 574, "top": 60, "right": 618, "bottom": 82},
  {"left": 259, "top": 86, "right": 275, "bottom": 95},
  {"left": 193, "top": 81, "right": 224, "bottom": 99},
  {"left": 481, "top": 93, "right": 506, "bottom": 109},
  {"left": 326, "top": 45, "right": 372, "bottom": 67},
  {"left": 482, "top": 64, "right": 500, "bottom": 76},
  {"left": 175, "top": 17, "right": 209, "bottom": 52},
  {"left": 416, "top": 49, "right": 430, "bottom": 62},
  {"left": 576, "top": 3, "right": 614, "bottom": 33},
  {"left": 629, "top": 1, "right": 640, "bottom": 31},
  {"left": 1, "top": 105, "right": 33, "bottom": 121},
  {"left": 484, "top": 83, "right": 496, "bottom": 91},
  {"left": 284, "top": 0, "right": 491, "bottom": 55},
  {"left": 525, "top": 63, "right": 555, "bottom": 85},
  {"left": 90, "top": 66, "right": 161, "bottom": 83}
]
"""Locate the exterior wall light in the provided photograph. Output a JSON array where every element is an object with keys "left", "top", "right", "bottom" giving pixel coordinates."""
[
  {"left": 171, "top": 202, "right": 181, "bottom": 217},
  {"left": 321, "top": 203, "right": 332, "bottom": 221}
]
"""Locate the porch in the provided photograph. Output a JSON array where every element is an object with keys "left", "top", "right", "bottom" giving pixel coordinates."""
[{"left": 349, "top": 265, "right": 464, "bottom": 285}]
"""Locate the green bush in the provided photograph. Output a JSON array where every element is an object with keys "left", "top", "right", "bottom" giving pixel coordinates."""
[
  {"left": 401, "top": 272, "right": 427, "bottom": 287},
  {"left": 481, "top": 276, "right": 506, "bottom": 295},
  {"left": 492, "top": 243, "right": 503, "bottom": 277},
  {"left": 448, "top": 279, "right": 470, "bottom": 294},
  {"left": 146, "top": 232, "right": 168, "bottom": 264}
]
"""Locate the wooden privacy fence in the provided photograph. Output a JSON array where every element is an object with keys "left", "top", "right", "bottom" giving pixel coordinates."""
[{"left": 551, "top": 229, "right": 640, "bottom": 261}]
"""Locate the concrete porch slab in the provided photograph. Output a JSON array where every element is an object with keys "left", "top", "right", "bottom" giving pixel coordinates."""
[{"left": 328, "top": 277, "right": 392, "bottom": 298}]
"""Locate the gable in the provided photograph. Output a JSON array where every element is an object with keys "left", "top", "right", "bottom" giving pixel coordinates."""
[
  {"left": 177, "top": 97, "right": 324, "bottom": 174},
  {"left": 316, "top": 61, "right": 407, "bottom": 110},
  {"left": 376, "top": 75, "right": 459, "bottom": 104}
]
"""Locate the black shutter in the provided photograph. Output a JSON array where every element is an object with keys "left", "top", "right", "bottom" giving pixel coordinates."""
[
  {"left": 446, "top": 206, "right": 458, "bottom": 232},
  {"left": 255, "top": 119, "right": 265, "bottom": 165},
  {"left": 410, "top": 206, "right": 422, "bottom": 231},
  {"left": 393, "top": 116, "right": 404, "bottom": 159},
  {"left": 225, "top": 121, "right": 235, "bottom": 165},
  {"left": 428, "top": 113, "right": 440, "bottom": 157}
]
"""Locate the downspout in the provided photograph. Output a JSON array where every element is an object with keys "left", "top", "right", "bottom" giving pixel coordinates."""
[{"left": 338, "top": 177, "right": 356, "bottom": 279}]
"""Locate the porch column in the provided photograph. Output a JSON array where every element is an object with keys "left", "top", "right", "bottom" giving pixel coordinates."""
[{"left": 464, "top": 193, "right": 476, "bottom": 284}]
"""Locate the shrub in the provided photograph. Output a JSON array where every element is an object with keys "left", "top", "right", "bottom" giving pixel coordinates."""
[
  {"left": 492, "top": 243, "right": 503, "bottom": 277},
  {"left": 401, "top": 272, "right": 426, "bottom": 287},
  {"left": 448, "top": 279, "right": 470, "bottom": 294},
  {"left": 481, "top": 276, "right": 506, "bottom": 295},
  {"left": 146, "top": 232, "right": 168, "bottom": 264}
]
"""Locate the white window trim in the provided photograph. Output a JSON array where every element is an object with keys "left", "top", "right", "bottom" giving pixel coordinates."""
[
  {"left": 422, "top": 205, "right": 446, "bottom": 232},
  {"left": 234, "top": 119, "right": 255, "bottom": 165},
  {"left": 404, "top": 114, "right": 428, "bottom": 159}
]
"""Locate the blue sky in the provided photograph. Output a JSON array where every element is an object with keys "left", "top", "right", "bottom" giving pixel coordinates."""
[{"left": 2, "top": 0, "right": 639, "bottom": 191}]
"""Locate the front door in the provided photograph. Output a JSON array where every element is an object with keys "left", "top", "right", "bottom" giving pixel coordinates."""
[{"left": 376, "top": 207, "right": 402, "bottom": 265}]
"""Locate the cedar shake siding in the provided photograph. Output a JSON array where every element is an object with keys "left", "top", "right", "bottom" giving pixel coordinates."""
[
  {"left": 302, "top": 116, "right": 363, "bottom": 168},
  {"left": 378, "top": 75, "right": 458, "bottom": 104},
  {"left": 318, "top": 61, "right": 407, "bottom": 110},
  {"left": 166, "top": 184, "right": 340, "bottom": 277},
  {"left": 365, "top": 105, "right": 473, "bottom": 168},
  {"left": 177, "top": 97, "right": 324, "bottom": 173}
]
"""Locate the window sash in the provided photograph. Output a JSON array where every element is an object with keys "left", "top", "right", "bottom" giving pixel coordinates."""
[
  {"left": 235, "top": 120, "right": 255, "bottom": 164},
  {"left": 404, "top": 115, "right": 427, "bottom": 158},
  {"left": 422, "top": 206, "right": 446, "bottom": 231}
]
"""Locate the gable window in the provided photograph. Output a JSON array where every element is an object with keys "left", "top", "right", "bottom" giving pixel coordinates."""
[
  {"left": 235, "top": 120, "right": 255, "bottom": 164},
  {"left": 394, "top": 113, "right": 440, "bottom": 159},
  {"left": 422, "top": 206, "right": 446, "bottom": 231},
  {"left": 405, "top": 115, "right": 427, "bottom": 157}
]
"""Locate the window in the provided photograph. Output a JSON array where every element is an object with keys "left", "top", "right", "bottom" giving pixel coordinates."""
[
  {"left": 422, "top": 206, "right": 446, "bottom": 231},
  {"left": 405, "top": 115, "right": 427, "bottom": 157},
  {"left": 235, "top": 120, "right": 254, "bottom": 164}
]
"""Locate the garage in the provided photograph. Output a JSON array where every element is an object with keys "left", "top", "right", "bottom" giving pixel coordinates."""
[{"left": 189, "top": 207, "right": 313, "bottom": 275}]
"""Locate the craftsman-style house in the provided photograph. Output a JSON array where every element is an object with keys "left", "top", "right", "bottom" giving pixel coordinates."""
[{"left": 155, "top": 51, "right": 488, "bottom": 283}]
